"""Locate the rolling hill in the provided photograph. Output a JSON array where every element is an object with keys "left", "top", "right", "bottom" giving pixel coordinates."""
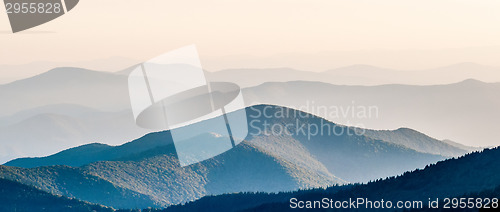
[
  {"left": 362, "top": 127, "right": 472, "bottom": 157},
  {"left": 159, "top": 146, "right": 500, "bottom": 212},
  {"left": 1, "top": 105, "right": 447, "bottom": 208},
  {"left": 0, "top": 66, "right": 488, "bottom": 162},
  {"left": 206, "top": 63, "right": 500, "bottom": 88},
  {"left": 242, "top": 80, "right": 500, "bottom": 147},
  {"left": 0, "top": 105, "right": 150, "bottom": 163},
  {"left": 0, "top": 67, "right": 130, "bottom": 117},
  {"left": 0, "top": 176, "right": 116, "bottom": 212},
  {"left": 325, "top": 63, "right": 500, "bottom": 86}
]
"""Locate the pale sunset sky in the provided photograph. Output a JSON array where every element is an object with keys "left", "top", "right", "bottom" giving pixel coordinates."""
[{"left": 1, "top": 0, "right": 500, "bottom": 75}]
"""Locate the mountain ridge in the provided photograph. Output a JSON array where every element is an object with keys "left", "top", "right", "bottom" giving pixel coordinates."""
[
  {"left": 1, "top": 105, "right": 448, "bottom": 208},
  {"left": 0, "top": 66, "right": 492, "bottom": 162},
  {"left": 0, "top": 177, "right": 114, "bottom": 212},
  {"left": 160, "top": 146, "right": 500, "bottom": 212},
  {"left": 242, "top": 80, "right": 500, "bottom": 147},
  {"left": 362, "top": 127, "right": 471, "bottom": 157}
]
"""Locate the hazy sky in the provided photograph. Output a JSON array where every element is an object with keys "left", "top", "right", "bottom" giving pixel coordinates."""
[{"left": 2, "top": 0, "right": 500, "bottom": 72}]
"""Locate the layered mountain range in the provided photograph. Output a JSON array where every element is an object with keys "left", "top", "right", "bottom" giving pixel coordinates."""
[
  {"left": 0, "top": 65, "right": 495, "bottom": 211},
  {"left": 0, "top": 178, "right": 113, "bottom": 212},
  {"left": 161, "top": 146, "right": 500, "bottom": 212},
  {"left": 0, "top": 66, "right": 493, "bottom": 162},
  {"left": 0, "top": 105, "right": 461, "bottom": 209}
]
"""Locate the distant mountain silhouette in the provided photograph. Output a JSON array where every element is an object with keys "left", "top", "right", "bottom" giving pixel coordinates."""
[
  {"left": 5, "top": 131, "right": 173, "bottom": 168},
  {"left": 0, "top": 66, "right": 489, "bottom": 210},
  {"left": 243, "top": 80, "right": 500, "bottom": 147},
  {"left": 1, "top": 105, "right": 445, "bottom": 208},
  {"left": 0, "top": 57, "right": 138, "bottom": 85},
  {"left": 0, "top": 67, "right": 130, "bottom": 117},
  {"left": 206, "top": 63, "right": 500, "bottom": 88},
  {"left": 205, "top": 68, "right": 327, "bottom": 87},
  {"left": 362, "top": 127, "right": 473, "bottom": 157},
  {"left": 0, "top": 104, "right": 149, "bottom": 163},
  {"left": 0, "top": 66, "right": 487, "bottom": 161},
  {"left": 0, "top": 103, "right": 102, "bottom": 127},
  {"left": 325, "top": 63, "right": 500, "bottom": 85},
  {"left": 0, "top": 174, "right": 136, "bottom": 211},
  {"left": 159, "top": 146, "right": 500, "bottom": 212}
]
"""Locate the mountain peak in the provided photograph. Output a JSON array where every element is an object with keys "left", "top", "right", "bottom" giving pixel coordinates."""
[
  {"left": 327, "top": 64, "right": 392, "bottom": 73},
  {"left": 41, "top": 67, "right": 118, "bottom": 78},
  {"left": 395, "top": 127, "right": 420, "bottom": 133},
  {"left": 441, "top": 62, "right": 485, "bottom": 69},
  {"left": 457, "top": 78, "right": 486, "bottom": 85},
  {"left": 7, "top": 67, "right": 113, "bottom": 85}
]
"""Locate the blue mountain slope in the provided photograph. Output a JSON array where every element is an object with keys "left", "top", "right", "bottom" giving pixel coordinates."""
[
  {"left": 5, "top": 131, "right": 172, "bottom": 168},
  {"left": 0, "top": 139, "right": 341, "bottom": 208},
  {"left": 0, "top": 165, "right": 159, "bottom": 209},
  {"left": 245, "top": 105, "right": 444, "bottom": 182},
  {"left": 1, "top": 105, "right": 446, "bottom": 208},
  {"left": 362, "top": 127, "right": 470, "bottom": 157},
  {"left": 160, "top": 147, "right": 500, "bottom": 212},
  {"left": 0, "top": 67, "right": 130, "bottom": 117},
  {"left": 0, "top": 178, "right": 114, "bottom": 212}
]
